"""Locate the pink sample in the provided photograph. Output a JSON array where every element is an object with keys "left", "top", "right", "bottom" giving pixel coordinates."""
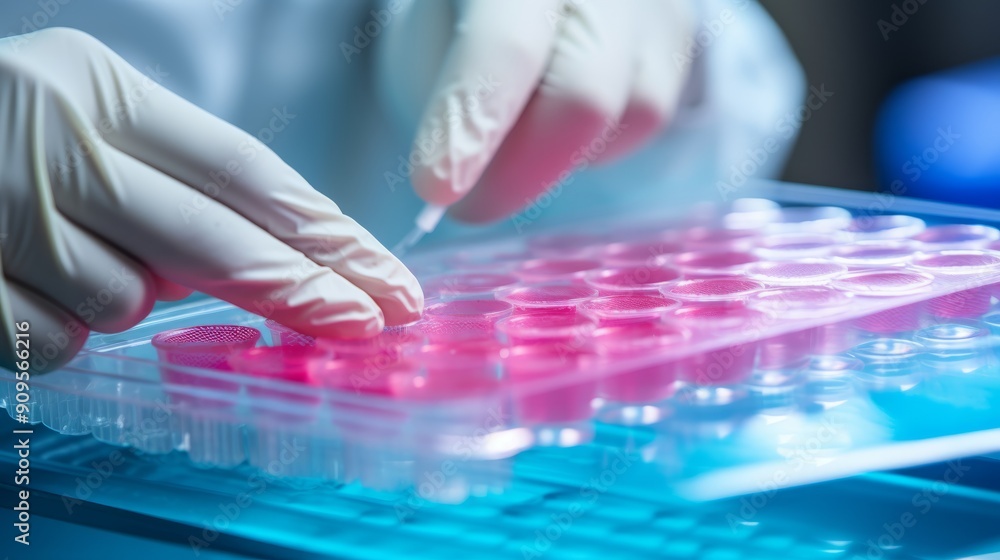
[
  {"left": 909, "top": 250, "right": 1000, "bottom": 275},
  {"left": 670, "top": 305, "right": 771, "bottom": 385},
  {"left": 496, "top": 284, "right": 597, "bottom": 314},
  {"left": 926, "top": 288, "right": 993, "bottom": 319},
  {"left": 832, "top": 269, "right": 935, "bottom": 297},
  {"left": 227, "top": 345, "right": 326, "bottom": 411},
  {"left": 409, "top": 341, "right": 502, "bottom": 400},
  {"left": 913, "top": 224, "right": 1000, "bottom": 250},
  {"left": 317, "top": 323, "right": 424, "bottom": 362},
  {"left": 745, "top": 260, "right": 847, "bottom": 286},
  {"left": 853, "top": 303, "right": 925, "bottom": 334},
  {"left": 750, "top": 287, "right": 856, "bottom": 355},
  {"left": 672, "top": 249, "right": 758, "bottom": 278},
  {"left": 495, "top": 313, "right": 596, "bottom": 347},
  {"left": 578, "top": 295, "right": 682, "bottom": 326},
  {"left": 662, "top": 277, "right": 765, "bottom": 304},
  {"left": 584, "top": 265, "right": 681, "bottom": 295},
  {"left": 589, "top": 322, "right": 687, "bottom": 403},
  {"left": 419, "top": 299, "right": 514, "bottom": 342},
  {"left": 152, "top": 324, "right": 262, "bottom": 405},
  {"left": 503, "top": 345, "right": 595, "bottom": 424}
]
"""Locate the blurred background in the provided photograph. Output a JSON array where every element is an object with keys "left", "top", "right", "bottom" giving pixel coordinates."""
[{"left": 759, "top": 0, "right": 1000, "bottom": 204}]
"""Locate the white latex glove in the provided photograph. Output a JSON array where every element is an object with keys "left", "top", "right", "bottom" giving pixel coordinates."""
[
  {"left": 0, "top": 28, "right": 422, "bottom": 372},
  {"left": 377, "top": 0, "right": 695, "bottom": 223}
]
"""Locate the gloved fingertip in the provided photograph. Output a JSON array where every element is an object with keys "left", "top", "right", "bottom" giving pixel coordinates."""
[
  {"left": 411, "top": 162, "right": 467, "bottom": 207},
  {"left": 153, "top": 275, "right": 195, "bottom": 302},
  {"left": 306, "top": 310, "right": 386, "bottom": 340}
]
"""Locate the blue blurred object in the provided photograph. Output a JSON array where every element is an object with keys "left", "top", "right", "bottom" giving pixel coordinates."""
[{"left": 875, "top": 57, "right": 1000, "bottom": 208}]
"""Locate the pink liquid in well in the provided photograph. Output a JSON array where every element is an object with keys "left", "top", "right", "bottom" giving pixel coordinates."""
[
  {"left": 420, "top": 299, "right": 514, "bottom": 342},
  {"left": 503, "top": 345, "right": 595, "bottom": 424},
  {"left": 228, "top": 345, "right": 323, "bottom": 385},
  {"left": 913, "top": 224, "right": 1000, "bottom": 250},
  {"left": 672, "top": 250, "right": 758, "bottom": 278},
  {"left": 495, "top": 313, "right": 596, "bottom": 347},
  {"left": 910, "top": 250, "right": 1000, "bottom": 275},
  {"left": 853, "top": 303, "right": 925, "bottom": 334},
  {"left": 750, "top": 287, "right": 855, "bottom": 357},
  {"left": 579, "top": 295, "right": 682, "bottom": 326},
  {"left": 590, "top": 323, "right": 686, "bottom": 403},
  {"left": 832, "top": 269, "right": 935, "bottom": 297},
  {"left": 152, "top": 325, "right": 261, "bottom": 405},
  {"left": 317, "top": 324, "right": 423, "bottom": 362},
  {"left": 679, "top": 344, "right": 757, "bottom": 386},
  {"left": 409, "top": 342, "right": 502, "bottom": 400},
  {"left": 423, "top": 272, "right": 519, "bottom": 299},
  {"left": 662, "top": 277, "right": 765, "bottom": 304},
  {"left": 927, "top": 287, "right": 993, "bottom": 319},
  {"left": 264, "top": 319, "right": 316, "bottom": 347},
  {"left": 496, "top": 284, "right": 597, "bottom": 314},
  {"left": 313, "top": 357, "right": 415, "bottom": 436},
  {"left": 745, "top": 260, "right": 847, "bottom": 286},
  {"left": 831, "top": 241, "right": 918, "bottom": 268},
  {"left": 750, "top": 286, "right": 853, "bottom": 318},
  {"left": 670, "top": 305, "right": 769, "bottom": 385},
  {"left": 833, "top": 268, "right": 932, "bottom": 333},
  {"left": 584, "top": 265, "right": 681, "bottom": 295},
  {"left": 515, "top": 258, "right": 603, "bottom": 284},
  {"left": 227, "top": 345, "right": 327, "bottom": 412}
]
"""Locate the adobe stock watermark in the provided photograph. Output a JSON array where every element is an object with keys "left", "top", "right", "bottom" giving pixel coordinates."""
[
  {"left": 188, "top": 438, "right": 307, "bottom": 556},
  {"left": 5, "top": 0, "right": 73, "bottom": 51},
  {"left": 855, "top": 459, "right": 970, "bottom": 559},
  {"left": 674, "top": 0, "right": 750, "bottom": 70},
  {"left": 521, "top": 449, "right": 637, "bottom": 559},
  {"left": 247, "top": 223, "right": 351, "bottom": 322},
  {"left": 384, "top": 74, "right": 501, "bottom": 193},
  {"left": 512, "top": 117, "right": 628, "bottom": 234},
  {"left": 878, "top": 0, "right": 931, "bottom": 41},
  {"left": 855, "top": 125, "right": 960, "bottom": 223},
  {"left": 178, "top": 106, "right": 296, "bottom": 223},
  {"left": 394, "top": 407, "right": 508, "bottom": 520},
  {"left": 54, "top": 64, "right": 171, "bottom": 180},
  {"left": 30, "top": 267, "right": 139, "bottom": 372},
  {"left": 717, "top": 83, "right": 834, "bottom": 201},
  {"left": 62, "top": 400, "right": 173, "bottom": 514},
  {"left": 725, "top": 413, "right": 844, "bottom": 532},
  {"left": 340, "top": 1, "right": 407, "bottom": 63}
]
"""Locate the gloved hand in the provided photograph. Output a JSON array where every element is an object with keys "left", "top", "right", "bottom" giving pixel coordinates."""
[
  {"left": 377, "top": 0, "right": 695, "bottom": 222},
  {"left": 0, "top": 28, "right": 422, "bottom": 372}
]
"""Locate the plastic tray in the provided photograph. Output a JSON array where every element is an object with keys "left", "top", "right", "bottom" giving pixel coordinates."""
[{"left": 5, "top": 182, "right": 1000, "bottom": 504}]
